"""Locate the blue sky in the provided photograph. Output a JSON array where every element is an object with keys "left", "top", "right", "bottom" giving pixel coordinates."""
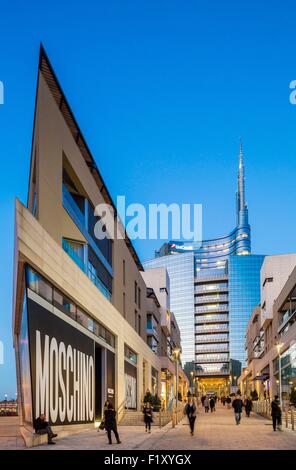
[{"left": 1, "top": 0, "right": 296, "bottom": 397}]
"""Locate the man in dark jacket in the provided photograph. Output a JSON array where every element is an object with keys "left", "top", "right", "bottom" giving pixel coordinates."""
[
  {"left": 104, "top": 403, "right": 121, "bottom": 444},
  {"left": 244, "top": 397, "right": 252, "bottom": 417},
  {"left": 34, "top": 414, "right": 57, "bottom": 445},
  {"left": 232, "top": 395, "right": 244, "bottom": 425},
  {"left": 271, "top": 395, "right": 282, "bottom": 431}
]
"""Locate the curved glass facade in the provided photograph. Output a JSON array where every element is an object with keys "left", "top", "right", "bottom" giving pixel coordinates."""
[{"left": 144, "top": 145, "right": 264, "bottom": 389}]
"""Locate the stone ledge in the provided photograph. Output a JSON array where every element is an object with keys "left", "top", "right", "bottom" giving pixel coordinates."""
[{"left": 20, "top": 424, "right": 94, "bottom": 448}]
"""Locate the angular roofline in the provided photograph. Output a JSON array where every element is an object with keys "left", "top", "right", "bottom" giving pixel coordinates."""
[{"left": 37, "top": 44, "right": 143, "bottom": 271}]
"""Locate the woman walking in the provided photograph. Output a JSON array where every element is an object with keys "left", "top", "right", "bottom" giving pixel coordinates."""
[
  {"left": 143, "top": 402, "right": 153, "bottom": 433},
  {"left": 204, "top": 396, "right": 210, "bottom": 413},
  {"left": 185, "top": 397, "right": 197, "bottom": 436}
]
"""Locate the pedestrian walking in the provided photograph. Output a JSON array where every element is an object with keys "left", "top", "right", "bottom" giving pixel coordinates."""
[
  {"left": 232, "top": 394, "right": 244, "bottom": 425},
  {"left": 221, "top": 396, "right": 226, "bottom": 406},
  {"left": 143, "top": 402, "right": 153, "bottom": 433},
  {"left": 204, "top": 396, "right": 210, "bottom": 413},
  {"left": 244, "top": 397, "right": 252, "bottom": 417},
  {"left": 185, "top": 397, "right": 197, "bottom": 436},
  {"left": 210, "top": 397, "right": 216, "bottom": 413},
  {"left": 98, "top": 400, "right": 110, "bottom": 432},
  {"left": 271, "top": 395, "right": 282, "bottom": 431},
  {"left": 104, "top": 403, "right": 121, "bottom": 444},
  {"left": 201, "top": 395, "right": 206, "bottom": 407},
  {"left": 226, "top": 396, "right": 232, "bottom": 409}
]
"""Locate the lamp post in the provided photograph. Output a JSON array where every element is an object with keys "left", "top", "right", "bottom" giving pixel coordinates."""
[
  {"left": 276, "top": 343, "right": 283, "bottom": 408},
  {"left": 173, "top": 348, "right": 181, "bottom": 425},
  {"left": 244, "top": 369, "right": 249, "bottom": 396},
  {"left": 190, "top": 371, "right": 194, "bottom": 395}
]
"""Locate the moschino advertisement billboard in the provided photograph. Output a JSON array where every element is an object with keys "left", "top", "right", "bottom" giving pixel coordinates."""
[{"left": 27, "top": 298, "right": 95, "bottom": 425}]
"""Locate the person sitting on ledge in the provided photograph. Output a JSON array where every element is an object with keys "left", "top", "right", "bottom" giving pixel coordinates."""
[{"left": 34, "top": 414, "right": 57, "bottom": 445}]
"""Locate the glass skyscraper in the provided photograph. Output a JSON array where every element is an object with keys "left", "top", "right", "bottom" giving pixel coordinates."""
[
  {"left": 144, "top": 144, "right": 264, "bottom": 394},
  {"left": 228, "top": 254, "right": 265, "bottom": 367},
  {"left": 144, "top": 252, "right": 195, "bottom": 365}
]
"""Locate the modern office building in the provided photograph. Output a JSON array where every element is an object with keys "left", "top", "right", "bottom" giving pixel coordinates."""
[
  {"left": 12, "top": 47, "right": 188, "bottom": 445},
  {"left": 144, "top": 144, "right": 264, "bottom": 395},
  {"left": 239, "top": 254, "right": 296, "bottom": 405},
  {"left": 228, "top": 254, "right": 265, "bottom": 371}
]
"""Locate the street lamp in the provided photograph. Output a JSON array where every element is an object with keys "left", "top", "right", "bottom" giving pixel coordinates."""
[
  {"left": 173, "top": 348, "right": 181, "bottom": 417},
  {"left": 190, "top": 371, "right": 194, "bottom": 394},
  {"left": 276, "top": 343, "right": 284, "bottom": 408}
]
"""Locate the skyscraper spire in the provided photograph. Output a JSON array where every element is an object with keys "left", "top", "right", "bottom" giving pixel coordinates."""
[
  {"left": 236, "top": 139, "right": 248, "bottom": 226},
  {"left": 238, "top": 138, "right": 245, "bottom": 211}
]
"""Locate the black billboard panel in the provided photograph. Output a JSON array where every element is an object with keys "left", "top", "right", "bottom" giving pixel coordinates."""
[{"left": 27, "top": 298, "right": 95, "bottom": 425}]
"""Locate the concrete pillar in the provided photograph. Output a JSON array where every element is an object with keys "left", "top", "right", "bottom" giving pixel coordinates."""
[
  {"left": 137, "top": 353, "right": 144, "bottom": 410},
  {"left": 116, "top": 334, "right": 125, "bottom": 411}
]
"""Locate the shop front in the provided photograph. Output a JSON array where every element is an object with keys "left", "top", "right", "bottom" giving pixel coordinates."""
[{"left": 18, "top": 266, "right": 115, "bottom": 429}]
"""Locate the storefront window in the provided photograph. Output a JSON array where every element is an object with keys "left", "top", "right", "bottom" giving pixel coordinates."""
[
  {"left": 151, "top": 367, "right": 158, "bottom": 395},
  {"left": 125, "top": 345, "right": 137, "bottom": 365},
  {"left": 25, "top": 266, "right": 115, "bottom": 349},
  {"left": 26, "top": 267, "right": 53, "bottom": 303},
  {"left": 53, "top": 289, "right": 77, "bottom": 320}
]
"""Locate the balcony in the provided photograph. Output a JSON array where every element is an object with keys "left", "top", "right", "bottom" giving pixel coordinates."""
[
  {"left": 195, "top": 304, "right": 229, "bottom": 314},
  {"left": 195, "top": 357, "right": 229, "bottom": 364},
  {"left": 62, "top": 185, "right": 86, "bottom": 229},
  {"left": 195, "top": 346, "right": 229, "bottom": 353},
  {"left": 195, "top": 314, "right": 229, "bottom": 324},
  {"left": 195, "top": 285, "right": 228, "bottom": 295},
  {"left": 195, "top": 336, "right": 229, "bottom": 344},
  {"left": 62, "top": 184, "right": 113, "bottom": 277},
  {"left": 195, "top": 325, "right": 229, "bottom": 334},
  {"left": 195, "top": 294, "right": 228, "bottom": 304},
  {"left": 195, "top": 273, "right": 228, "bottom": 282},
  {"left": 160, "top": 307, "right": 171, "bottom": 336},
  {"left": 278, "top": 308, "right": 296, "bottom": 333},
  {"left": 62, "top": 238, "right": 111, "bottom": 301},
  {"left": 147, "top": 318, "right": 159, "bottom": 339},
  {"left": 195, "top": 370, "right": 230, "bottom": 376}
]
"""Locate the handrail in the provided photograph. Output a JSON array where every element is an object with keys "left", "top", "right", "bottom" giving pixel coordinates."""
[{"left": 117, "top": 399, "right": 129, "bottom": 422}]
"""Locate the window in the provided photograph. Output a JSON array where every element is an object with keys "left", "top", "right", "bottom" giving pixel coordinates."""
[
  {"left": 135, "top": 282, "right": 138, "bottom": 304},
  {"left": 25, "top": 266, "right": 115, "bottom": 348},
  {"left": 123, "top": 292, "right": 126, "bottom": 318},
  {"left": 124, "top": 345, "right": 137, "bottom": 364},
  {"left": 53, "top": 289, "right": 76, "bottom": 320},
  {"left": 88, "top": 246, "right": 112, "bottom": 295},
  {"left": 123, "top": 260, "right": 126, "bottom": 286},
  {"left": 138, "top": 287, "right": 141, "bottom": 309},
  {"left": 26, "top": 268, "right": 53, "bottom": 303},
  {"left": 62, "top": 238, "right": 85, "bottom": 271},
  {"left": 135, "top": 310, "right": 138, "bottom": 330},
  {"left": 138, "top": 314, "right": 141, "bottom": 335},
  {"left": 263, "top": 277, "right": 273, "bottom": 287},
  {"left": 77, "top": 308, "right": 94, "bottom": 333}
]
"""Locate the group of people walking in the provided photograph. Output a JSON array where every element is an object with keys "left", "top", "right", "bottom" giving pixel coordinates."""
[
  {"left": 184, "top": 393, "right": 283, "bottom": 433},
  {"left": 201, "top": 394, "right": 217, "bottom": 413},
  {"left": 33, "top": 393, "right": 283, "bottom": 446}
]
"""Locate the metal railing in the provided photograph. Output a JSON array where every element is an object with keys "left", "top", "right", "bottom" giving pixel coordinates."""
[{"left": 252, "top": 400, "right": 296, "bottom": 431}]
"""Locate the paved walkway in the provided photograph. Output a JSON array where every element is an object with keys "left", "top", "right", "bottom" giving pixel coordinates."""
[
  {"left": 0, "top": 417, "right": 25, "bottom": 450},
  {"left": 1, "top": 405, "right": 296, "bottom": 450},
  {"left": 31, "top": 404, "right": 296, "bottom": 450}
]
